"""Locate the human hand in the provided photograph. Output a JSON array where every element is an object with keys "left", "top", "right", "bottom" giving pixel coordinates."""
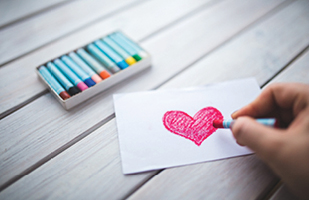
[{"left": 231, "top": 83, "right": 309, "bottom": 199}]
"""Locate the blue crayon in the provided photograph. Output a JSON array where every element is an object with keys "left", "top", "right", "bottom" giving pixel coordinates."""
[
  {"left": 61, "top": 55, "right": 96, "bottom": 87},
  {"left": 94, "top": 40, "right": 129, "bottom": 70},
  {"left": 76, "top": 48, "right": 111, "bottom": 79},
  {"left": 53, "top": 59, "right": 88, "bottom": 91},
  {"left": 113, "top": 32, "right": 148, "bottom": 58},
  {"left": 68, "top": 52, "right": 102, "bottom": 83},
  {"left": 101, "top": 37, "right": 136, "bottom": 65},
  {"left": 213, "top": 118, "right": 278, "bottom": 128},
  {"left": 38, "top": 66, "right": 71, "bottom": 100},
  {"left": 46, "top": 62, "right": 80, "bottom": 96},
  {"left": 108, "top": 34, "right": 142, "bottom": 61},
  {"left": 86, "top": 44, "right": 120, "bottom": 73}
]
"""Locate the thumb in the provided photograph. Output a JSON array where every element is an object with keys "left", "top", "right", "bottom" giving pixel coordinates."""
[{"left": 231, "top": 116, "right": 283, "bottom": 157}]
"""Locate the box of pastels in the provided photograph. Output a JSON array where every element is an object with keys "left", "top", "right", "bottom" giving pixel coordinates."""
[{"left": 36, "top": 31, "right": 151, "bottom": 110}]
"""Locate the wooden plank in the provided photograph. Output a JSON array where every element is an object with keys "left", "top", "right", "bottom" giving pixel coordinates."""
[
  {"left": 0, "top": 0, "right": 68, "bottom": 28},
  {"left": 270, "top": 185, "right": 300, "bottom": 200},
  {"left": 0, "top": 0, "right": 216, "bottom": 118},
  {"left": 0, "top": 0, "right": 142, "bottom": 66},
  {"left": 161, "top": 1, "right": 309, "bottom": 90},
  {"left": 129, "top": 157, "right": 277, "bottom": 200},
  {"left": 0, "top": 0, "right": 287, "bottom": 192},
  {"left": 0, "top": 119, "right": 156, "bottom": 200},
  {"left": 270, "top": 49, "right": 309, "bottom": 84},
  {"left": 127, "top": 2, "right": 309, "bottom": 200}
]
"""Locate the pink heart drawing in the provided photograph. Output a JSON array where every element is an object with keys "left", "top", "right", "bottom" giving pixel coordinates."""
[{"left": 162, "top": 107, "right": 223, "bottom": 146}]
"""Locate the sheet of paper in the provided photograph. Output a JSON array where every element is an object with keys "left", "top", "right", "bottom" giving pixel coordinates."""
[{"left": 113, "top": 78, "right": 260, "bottom": 174}]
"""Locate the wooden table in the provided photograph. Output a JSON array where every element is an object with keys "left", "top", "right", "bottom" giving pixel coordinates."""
[{"left": 0, "top": 0, "right": 308, "bottom": 199}]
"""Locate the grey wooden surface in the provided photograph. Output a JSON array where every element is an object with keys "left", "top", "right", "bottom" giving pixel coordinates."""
[
  {"left": 0, "top": 0, "right": 215, "bottom": 118},
  {"left": 0, "top": 0, "right": 308, "bottom": 199},
  {"left": 0, "top": 0, "right": 69, "bottom": 28}
]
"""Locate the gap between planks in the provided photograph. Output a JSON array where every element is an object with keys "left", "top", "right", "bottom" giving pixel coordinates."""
[
  {"left": 0, "top": 90, "right": 48, "bottom": 120},
  {"left": 264, "top": 181, "right": 283, "bottom": 200},
  {"left": 261, "top": 44, "right": 309, "bottom": 88},
  {"left": 122, "top": 169, "right": 164, "bottom": 200}
]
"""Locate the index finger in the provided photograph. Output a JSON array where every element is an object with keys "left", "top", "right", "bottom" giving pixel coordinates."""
[{"left": 231, "top": 82, "right": 309, "bottom": 121}]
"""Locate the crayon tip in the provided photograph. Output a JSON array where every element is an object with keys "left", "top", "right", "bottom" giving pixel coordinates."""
[
  {"left": 213, "top": 119, "right": 224, "bottom": 128},
  {"left": 68, "top": 86, "right": 81, "bottom": 96},
  {"left": 117, "top": 60, "right": 129, "bottom": 70},
  {"left": 132, "top": 54, "right": 142, "bottom": 61},
  {"left": 91, "top": 74, "right": 102, "bottom": 83},
  {"left": 125, "top": 57, "right": 136, "bottom": 65},
  {"left": 59, "top": 91, "right": 71, "bottom": 100},
  {"left": 274, "top": 119, "right": 280, "bottom": 128},
  {"left": 99, "top": 70, "right": 111, "bottom": 79},
  {"left": 84, "top": 78, "right": 96, "bottom": 87},
  {"left": 109, "top": 65, "right": 121, "bottom": 74},
  {"left": 77, "top": 82, "right": 88, "bottom": 91}
]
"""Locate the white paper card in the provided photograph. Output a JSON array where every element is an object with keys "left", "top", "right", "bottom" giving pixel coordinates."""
[{"left": 113, "top": 78, "right": 260, "bottom": 174}]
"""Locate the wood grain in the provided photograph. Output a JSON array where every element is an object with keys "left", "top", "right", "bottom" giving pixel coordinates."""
[
  {"left": 0, "top": 0, "right": 142, "bottom": 66},
  {"left": 1, "top": 0, "right": 306, "bottom": 199},
  {"left": 0, "top": 0, "right": 68, "bottom": 28},
  {"left": 0, "top": 0, "right": 215, "bottom": 118},
  {"left": 0, "top": 119, "right": 156, "bottom": 200}
]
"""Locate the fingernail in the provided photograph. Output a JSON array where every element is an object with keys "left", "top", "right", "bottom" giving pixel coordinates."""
[{"left": 231, "top": 110, "right": 239, "bottom": 119}]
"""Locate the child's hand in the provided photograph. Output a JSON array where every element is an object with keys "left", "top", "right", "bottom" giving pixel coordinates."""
[{"left": 231, "top": 83, "right": 309, "bottom": 199}]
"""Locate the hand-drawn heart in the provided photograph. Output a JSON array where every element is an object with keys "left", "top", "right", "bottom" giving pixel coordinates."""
[{"left": 162, "top": 107, "right": 223, "bottom": 146}]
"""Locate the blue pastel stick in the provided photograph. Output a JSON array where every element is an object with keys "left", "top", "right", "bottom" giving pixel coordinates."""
[
  {"left": 61, "top": 55, "right": 96, "bottom": 87},
  {"left": 76, "top": 48, "right": 111, "bottom": 79},
  {"left": 38, "top": 66, "right": 71, "bottom": 100},
  {"left": 46, "top": 62, "right": 80, "bottom": 96},
  {"left": 108, "top": 34, "right": 142, "bottom": 61},
  {"left": 113, "top": 32, "right": 148, "bottom": 58},
  {"left": 68, "top": 52, "right": 102, "bottom": 83},
  {"left": 101, "top": 37, "right": 136, "bottom": 65},
  {"left": 213, "top": 118, "right": 278, "bottom": 128},
  {"left": 86, "top": 44, "right": 120, "bottom": 74},
  {"left": 94, "top": 40, "right": 129, "bottom": 70},
  {"left": 53, "top": 59, "right": 88, "bottom": 91}
]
